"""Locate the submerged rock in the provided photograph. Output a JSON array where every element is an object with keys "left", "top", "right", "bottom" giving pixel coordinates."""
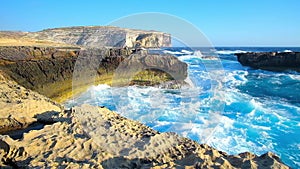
[{"left": 236, "top": 52, "right": 300, "bottom": 72}]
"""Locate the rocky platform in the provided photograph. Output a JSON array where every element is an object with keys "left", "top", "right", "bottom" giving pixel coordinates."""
[{"left": 236, "top": 52, "right": 300, "bottom": 72}]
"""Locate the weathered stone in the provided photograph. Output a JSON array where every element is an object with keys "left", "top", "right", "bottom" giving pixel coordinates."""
[
  {"left": 0, "top": 104, "right": 290, "bottom": 168},
  {"left": 0, "top": 74, "right": 62, "bottom": 133},
  {"left": 0, "top": 46, "right": 187, "bottom": 101},
  {"left": 26, "top": 26, "right": 171, "bottom": 48},
  {"left": 236, "top": 52, "right": 300, "bottom": 72}
]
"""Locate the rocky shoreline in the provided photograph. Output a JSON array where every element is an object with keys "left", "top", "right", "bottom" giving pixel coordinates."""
[
  {"left": 236, "top": 52, "right": 300, "bottom": 72},
  {"left": 0, "top": 75, "right": 289, "bottom": 168},
  {"left": 0, "top": 46, "right": 187, "bottom": 102},
  {"left": 0, "top": 27, "right": 291, "bottom": 168},
  {"left": 0, "top": 51, "right": 290, "bottom": 169}
]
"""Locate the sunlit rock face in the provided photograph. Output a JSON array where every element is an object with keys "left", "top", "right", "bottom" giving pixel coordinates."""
[{"left": 27, "top": 26, "right": 171, "bottom": 48}]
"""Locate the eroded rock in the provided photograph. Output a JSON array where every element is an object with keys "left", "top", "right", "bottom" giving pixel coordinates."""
[
  {"left": 236, "top": 52, "right": 300, "bottom": 72},
  {"left": 1, "top": 104, "right": 289, "bottom": 168},
  {"left": 26, "top": 26, "right": 171, "bottom": 48},
  {"left": 0, "top": 74, "right": 62, "bottom": 133}
]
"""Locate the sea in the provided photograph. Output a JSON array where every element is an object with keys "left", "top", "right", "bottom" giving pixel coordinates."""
[{"left": 65, "top": 47, "right": 300, "bottom": 168}]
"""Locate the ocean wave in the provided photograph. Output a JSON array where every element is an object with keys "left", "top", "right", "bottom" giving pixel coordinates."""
[
  {"left": 223, "top": 70, "right": 249, "bottom": 87},
  {"left": 163, "top": 49, "right": 196, "bottom": 55},
  {"left": 288, "top": 74, "right": 300, "bottom": 81},
  {"left": 90, "top": 84, "right": 111, "bottom": 91},
  {"left": 205, "top": 115, "right": 274, "bottom": 155},
  {"left": 163, "top": 50, "right": 185, "bottom": 55},
  {"left": 216, "top": 50, "right": 248, "bottom": 55},
  {"left": 64, "top": 47, "right": 300, "bottom": 168},
  {"left": 181, "top": 49, "right": 193, "bottom": 54},
  {"left": 177, "top": 55, "right": 200, "bottom": 61},
  {"left": 284, "top": 50, "right": 293, "bottom": 52},
  {"left": 177, "top": 50, "right": 219, "bottom": 61},
  {"left": 194, "top": 50, "right": 203, "bottom": 57}
]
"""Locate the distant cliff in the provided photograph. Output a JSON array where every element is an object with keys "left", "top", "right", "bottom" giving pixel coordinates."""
[
  {"left": 236, "top": 52, "right": 300, "bottom": 72},
  {"left": 26, "top": 26, "right": 171, "bottom": 48}
]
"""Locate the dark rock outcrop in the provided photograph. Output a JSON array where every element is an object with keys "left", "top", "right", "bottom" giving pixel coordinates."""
[
  {"left": 236, "top": 52, "right": 300, "bottom": 72},
  {"left": 26, "top": 26, "right": 171, "bottom": 48},
  {"left": 112, "top": 53, "right": 187, "bottom": 87},
  {"left": 0, "top": 46, "right": 187, "bottom": 101}
]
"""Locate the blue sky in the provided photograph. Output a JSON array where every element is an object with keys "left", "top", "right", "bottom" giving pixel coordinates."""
[{"left": 1, "top": 0, "right": 299, "bottom": 46}]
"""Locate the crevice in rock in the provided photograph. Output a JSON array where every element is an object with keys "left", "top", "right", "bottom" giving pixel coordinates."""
[{"left": 2, "top": 122, "right": 48, "bottom": 140}]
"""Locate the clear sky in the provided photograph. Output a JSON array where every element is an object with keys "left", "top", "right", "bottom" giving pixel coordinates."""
[{"left": 1, "top": 0, "right": 299, "bottom": 47}]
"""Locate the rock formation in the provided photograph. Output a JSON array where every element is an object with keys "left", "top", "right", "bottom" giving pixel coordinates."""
[
  {"left": 0, "top": 100, "right": 290, "bottom": 168},
  {"left": 236, "top": 52, "right": 300, "bottom": 72},
  {"left": 0, "top": 72, "right": 62, "bottom": 133},
  {"left": 0, "top": 28, "right": 291, "bottom": 168},
  {"left": 26, "top": 26, "right": 171, "bottom": 48},
  {"left": 0, "top": 46, "right": 187, "bottom": 102},
  {"left": 0, "top": 54, "right": 290, "bottom": 168}
]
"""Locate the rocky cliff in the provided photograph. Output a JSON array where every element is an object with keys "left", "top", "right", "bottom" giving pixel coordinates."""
[
  {"left": 0, "top": 27, "right": 290, "bottom": 168},
  {"left": 0, "top": 46, "right": 186, "bottom": 102},
  {"left": 26, "top": 26, "right": 171, "bottom": 48},
  {"left": 236, "top": 52, "right": 300, "bottom": 72}
]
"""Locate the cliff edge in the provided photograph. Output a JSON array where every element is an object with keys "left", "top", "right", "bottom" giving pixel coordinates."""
[
  {"left": 0, "top": 46, "right": 187, "bottom": 102},
  {"left": 26, "top": 26, "right": 171, "bottom": 48}
]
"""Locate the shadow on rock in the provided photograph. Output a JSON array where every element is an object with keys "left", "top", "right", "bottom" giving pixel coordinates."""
[{"left": 101, "top": 156, "right": 152, "bottom": 169}]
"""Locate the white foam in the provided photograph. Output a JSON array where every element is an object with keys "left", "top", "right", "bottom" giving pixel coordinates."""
[
  {"left": 163, "top": 50, "right": 184, "bottom": 55},
  {"left": 289, "top": 74, "right": 300, "bottom": 81},
  {"left": 181, "top": 49, "right": 193, "bottom": 54},
  {"left": 184, "top": 77, "right": 196, "bottom": 88},
  {"left": 251, "top": 125, "right": 271, "bottom": 131},
  {"left": 282, "top": 50, "right": 293, "bottom": 53},
  {"left": 91, "top": 84, "right": 111, "bottom": 91},
  {"left": 194, "top": 50, "right": 203, "bottom": 57},
  {"left": 177, "top": 55, "right": 198, "bottom": 61},
  {"left": 216, "top": 50, "right": 247, "bottom": 55},
  {"left": 205, "top": 116, "right": 274, "bottom": 155},
  {"left": 223, "top": 70, "right": 249, "bottom": 87},
  {"left": 250, "top": 99, "right": 262, "bottom": 109}
]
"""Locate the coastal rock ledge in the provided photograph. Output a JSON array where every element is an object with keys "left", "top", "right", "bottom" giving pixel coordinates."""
[{"left": 236, "top": 52, "right": 300, "bottom": 72}]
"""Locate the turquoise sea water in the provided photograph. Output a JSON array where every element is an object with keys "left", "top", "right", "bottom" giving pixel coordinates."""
[{"left": 65, "top": 47, "right": 300, "bottom": 168}]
